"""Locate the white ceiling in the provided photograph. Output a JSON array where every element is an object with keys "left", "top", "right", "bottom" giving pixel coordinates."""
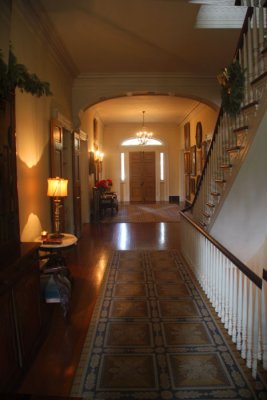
[{"left": 35, "top": 0, "right": 243, "bottom": 124}]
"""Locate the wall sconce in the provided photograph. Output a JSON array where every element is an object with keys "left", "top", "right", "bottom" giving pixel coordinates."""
[
  {"left": 47, "top": 177, "right": 68, "bottom": 238},
  {"left": 95, "top": 150, "right": 104, "bottom": 162}
]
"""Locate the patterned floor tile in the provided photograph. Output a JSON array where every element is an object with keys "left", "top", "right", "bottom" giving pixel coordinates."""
[
  {"left": 116, "top": 270, "right": 146, "bottom": 282},
  {"left": 113, "top": 283, "right": 147, "bottom": 297},
  {"left": 155, "top": 283, "right": 190, "bottom": 297},
  {"left": 162, "top": 322, "right": 213, "bottom": 346},
  {"left": 109, "top": 300, "right": 150, "bottom": 318},
  {"left": 105, "top": 322, "right": 153, "bottom": 346},
  {"left": 98, "top": 355, "right": 158, "bottom": 389},
  {"left": 168, "top": 353, "right": 232, "bottom": 388},
  {"left": 158, "top": 299, "right": 200, "bottom": 318},
  {"left": 153, "top": 270, "right": 183, "bottom": 282}
]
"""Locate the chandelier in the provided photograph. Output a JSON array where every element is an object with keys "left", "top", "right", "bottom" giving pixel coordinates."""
[{"left": 136, "top": 110, "right": 153, "bottom": 145}]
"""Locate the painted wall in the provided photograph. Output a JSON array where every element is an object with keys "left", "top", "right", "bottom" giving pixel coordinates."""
[
  {"left": 10, "top": 2, "right": 74, "bottom": 241},
  {"left": 73, "top": 73, "right": 220, "bottom": 118},
  {"left": 210, "top": 111, "right": 267, "bottom": 277}
]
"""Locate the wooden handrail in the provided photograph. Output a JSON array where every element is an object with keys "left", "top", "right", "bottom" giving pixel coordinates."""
[
  {"left": 180, "top": 210, "right": 262, "bottom": 289},
  {"left": 263, "top": 269, "right": 267, "bottom": 281}
]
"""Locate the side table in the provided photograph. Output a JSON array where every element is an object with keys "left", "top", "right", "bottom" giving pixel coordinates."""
[{"left": 35, "top": 233, "right": 78, "bottom": 319}]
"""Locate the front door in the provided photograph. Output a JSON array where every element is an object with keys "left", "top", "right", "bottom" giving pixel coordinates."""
[{"left": 129, "top": 151, "right": 156, "bottom": 203}]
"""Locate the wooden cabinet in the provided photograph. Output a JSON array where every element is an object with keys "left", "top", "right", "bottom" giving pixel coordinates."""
[{"left": 0, "top": 243, "right": 42, "bottom": 391}]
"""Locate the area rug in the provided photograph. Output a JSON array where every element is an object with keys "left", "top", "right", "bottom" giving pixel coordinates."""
[
  {"left": 71, "top": 250, "right": 267, "bottom": 399},
  {"left": 101, "top": 202, "right": 180, "bottom": 223}
]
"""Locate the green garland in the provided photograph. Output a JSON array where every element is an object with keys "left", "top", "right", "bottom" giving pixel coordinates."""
[
  {"left": 0, "top": 47, "right": 52, "bottom": 100},
  {"left": 217, "top": 60, "right": 245, "bottom": 116}
]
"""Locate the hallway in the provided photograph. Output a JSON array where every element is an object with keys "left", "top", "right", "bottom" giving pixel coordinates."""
[
  {"left": 17, "top": 221, "right": 267, "bottom": 399},
  {"left": 18, "top": 222, "right": 181, "bottom": 397}
]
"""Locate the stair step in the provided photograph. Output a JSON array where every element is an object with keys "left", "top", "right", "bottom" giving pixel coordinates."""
[
  {"left": 215, "top": 178, "right": 226, "bottom": 183},
  {"left": 206, "top": 202, "right": 215, "bottom": 208},
  {"left": 199, "top": 221, "right": 207, "bottom": 228},
  {"left": 211, "top": 191, "right": 220, "bottom": 197},
  {"left": 233, "top": 125, "right": 248, "bottom": 133},
  {"left": 241, "top": 100, "right": 258, "bottom": 112},
  {"left": 251, "top": 70, "right": 267, "bottom": 86},
  {"left": 226, "top": 146, "right": 241, "bottom": 153},
  {"left": 202, "top": 211, "right": 211, "bottom": 218},
  {"left": 220, "top": 164, "right": 232, "bottom": 169}
]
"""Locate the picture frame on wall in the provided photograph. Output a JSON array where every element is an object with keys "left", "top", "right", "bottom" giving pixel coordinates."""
[
  {"left": 201, "top": 141, "right": 207, "bottom": 169},
  {"left": 190, "top": 177, "right": 196, "bottom": 195},
  {"left": 190, "top": 145, "right": 196, "bottom": 176},
  {"left": 184, "top": 122, "right": 190, "bottom": 151},
  {"left": 184, "top": 152, "right": 190, "bottom": 174},
  {"left": 196, "top": 149, "right": 202, "bottom": 175},
  {"left": 196, "top": 122, "right": 202, "bottom": 149},
  {"left": 185, "top": 174, "right": 190, "bottom": 200}
]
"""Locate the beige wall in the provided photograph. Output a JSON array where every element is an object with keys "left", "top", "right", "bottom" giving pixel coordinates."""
[{"left": 10, "top": 2, "right": 74, "bottom": 241}]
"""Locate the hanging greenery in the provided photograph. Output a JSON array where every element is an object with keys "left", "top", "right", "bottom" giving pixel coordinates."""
[
  {"left": 0, "top": 47, "right": 52, "bottom": 100},
  {"left": 217, "top": 60, "right": 245, "bottom": 116}
]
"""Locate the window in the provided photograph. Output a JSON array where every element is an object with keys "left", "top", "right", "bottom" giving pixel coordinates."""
[
  {"left": 121, "top": 152, "right": 125, "bottom": 181},
  {"left": 160, "top": 152, "right": 164, "bottom": 181},
  {"left": 121, "top": 138, "right": 162, "bottom": 146}
]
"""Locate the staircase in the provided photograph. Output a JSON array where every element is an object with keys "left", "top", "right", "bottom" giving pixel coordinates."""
[{"left": 191, "top": 5, "right": 267, "bottom": 230}]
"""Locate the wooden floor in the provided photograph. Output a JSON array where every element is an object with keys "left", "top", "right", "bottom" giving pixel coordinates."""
[{"left": 18, "top": 222, "right": 181, "bottom": 397}]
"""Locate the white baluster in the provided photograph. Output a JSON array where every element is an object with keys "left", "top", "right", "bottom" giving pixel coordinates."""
[
  {"left": 243, "top": 31, "right": 249, "bottom": 105},
  {"left": 241, "top": 276, "right": 248, "bottom": 359},
  {"left": 251, "top": 285, "right": 260, "bottom": 378},
  {"left": 224, "top": 259, "right": 230, "bottom": 330},
  {"left": 262, "top": 278, "right": 267, "bottom": 370},
  {"left": 232, "top": 266, "right": 238, "bottom": 343},
  {"left": 221, "top": 256, "right": 226, "bottom": 324},
  {"left": 252, "top": 8, "right": 259, "bottom": 79},
  {"left": 246, "top": 280, "right": 254, "bottom": 369},
  {"left": 247, "top": 16, "right": 254, "bottom": 102},
  {"left": 228, "top": 262, "right": 234, "bottom": 337},
  {"left": 258, "top": 5, "right": 265, "bottom": 75},
  {"left": 236, "top": 270, "right": 243, "bottom": 351}
]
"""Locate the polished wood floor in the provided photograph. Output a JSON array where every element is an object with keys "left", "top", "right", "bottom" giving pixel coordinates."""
[{"left": 18, "top": 222, "right": 181, "bottom": 397}]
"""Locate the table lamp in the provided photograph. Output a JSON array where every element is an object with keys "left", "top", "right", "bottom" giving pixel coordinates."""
[{"left": 47, "top": 177, "right": 68, "bottom": 238}]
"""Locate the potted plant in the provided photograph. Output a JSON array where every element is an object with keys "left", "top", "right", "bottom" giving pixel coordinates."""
[{"left": 0, "top": 47, "right": 52, "bottom": 100}]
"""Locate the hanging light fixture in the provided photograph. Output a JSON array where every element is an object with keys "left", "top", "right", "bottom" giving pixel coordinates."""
[{"left": 136, "top": 110, "right": 153, "bottom": 145}]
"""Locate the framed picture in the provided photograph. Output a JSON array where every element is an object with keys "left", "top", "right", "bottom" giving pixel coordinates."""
[
  {"left": 190, "top": 177, "right": 196, "bottom": 195},
  {"left": 196, "top": 122, "right": 202, "bottom": 149},
  {"left": 196, "top": 149, "right": 202, "bottom": 175},
  {"left": 89, "top": 151, "right": 95, "bottom": 175},
  {"left": 201, "top": 141, "right": 207, "bottom": 169},
  {"left": 185, "top": 174, "right": 190, "bottom": 200},
  {"left": 184, "top": 122, "right": 190, "bottom": 151},
  {"left": 190, "top": 145, "right": 196, "bottom": 176},
  {"left": 184, "top": 152, "right": 190, "bottom": 174}
]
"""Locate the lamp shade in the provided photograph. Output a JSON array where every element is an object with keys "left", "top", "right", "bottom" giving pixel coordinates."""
[{"left": 47, "top": 177, "right": 68, "bottom": 197}]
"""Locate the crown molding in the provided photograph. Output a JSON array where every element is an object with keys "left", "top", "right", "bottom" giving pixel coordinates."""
[
  {"left": 75, "top": 72, "right": 216, "bottom": 81},
  {"left": 15, "top": 0, "right": 78, "bottom": 78}
]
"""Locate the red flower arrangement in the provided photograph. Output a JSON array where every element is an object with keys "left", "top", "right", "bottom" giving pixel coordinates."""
[{"left": 96, "top": 179, "right": 113, "bottom": 190}]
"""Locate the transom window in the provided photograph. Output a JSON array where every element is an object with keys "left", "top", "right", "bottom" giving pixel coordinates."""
[{"left": 121, "top": 138, "right": 162, "bottom": 146}]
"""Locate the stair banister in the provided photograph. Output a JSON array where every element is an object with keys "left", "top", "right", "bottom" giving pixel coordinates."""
[{"left": 180, "top": 210, "right": 264, "bottom": 378}]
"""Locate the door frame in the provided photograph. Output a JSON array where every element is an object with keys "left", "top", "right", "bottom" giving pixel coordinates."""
[{"left": 119, "top": 145, "right": 168, "bottom": 203}]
